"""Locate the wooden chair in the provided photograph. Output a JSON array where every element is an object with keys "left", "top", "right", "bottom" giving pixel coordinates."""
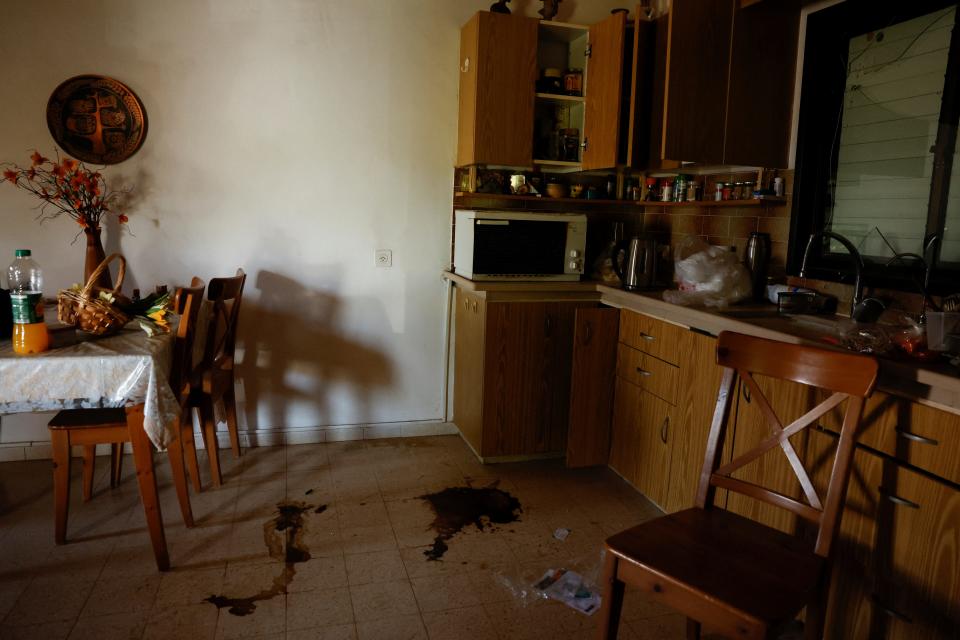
[
  {"left": 189, "top": 269, "right": 246, "bottom": 488},
  {"left": 48, "top": 278, "right": 206, "bottom": 543},
  {"left": 596, "top": 331, "right": 878, "bottom": 640}
]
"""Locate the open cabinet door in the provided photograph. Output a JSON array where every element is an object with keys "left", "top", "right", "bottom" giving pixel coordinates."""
[
  {"left": 566, "top": 307, "right": 619, "bottom": 467},
  {"left": 581, "top": 12, "right": 626, "bottom": 170}
]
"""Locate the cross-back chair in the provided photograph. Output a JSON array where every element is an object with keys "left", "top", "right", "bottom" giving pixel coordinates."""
[
  {"left": 48, "top": 278, "right": 206, "bottom": 543},
  {"left": 189, "top": 268, "right": 246, "bottom": 488},
  {"left": 596, "top": 331, "right": 878, "bottom": 640}
]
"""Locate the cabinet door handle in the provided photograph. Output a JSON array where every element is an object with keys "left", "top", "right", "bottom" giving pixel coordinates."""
[
  {"left": 660, "top": 416, "right": 669, "bottom": 444},
  {"left": 460, "top": 57, "right": 470, "bottom": 73},
  {"left": 895, "top": 428, "right": 939, "bottom": 446},
  {"left": 583, "top": 321, "right": 592, "bottom": 345},
  {"left": 635, "top": 367, "right": 652, "bottom": 377},
  {"left": 742, "top": 385, "right": 751, "bottom": 404},
  {"left": 472, "top": 301, "right": 478, "bottom": 313},
  {"left": 869, "top": 594, "right": 913, "bottom": 624},
  {"left": 879, "top": 487, "right": 920, "bottom": 510},
  {"left": 544, "top": 315, "right": 553, "bottom": 336},
  {"left": 639, "top": 332, "right": 655, "bottom": 341}
]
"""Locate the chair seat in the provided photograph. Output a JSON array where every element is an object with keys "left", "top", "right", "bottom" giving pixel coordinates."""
[
  {"left": 48, "top": 408, "right": 127, "bottom": 429},
  {"left": 606, "top": 507, "right": 824, "bottom": 625}
]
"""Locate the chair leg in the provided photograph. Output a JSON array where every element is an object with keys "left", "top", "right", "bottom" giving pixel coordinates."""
[
  {"left": 182, "top": 411, "right": 203, "bottom": 493},
  {"left": 126, "top": 405, "right": 170, "bottom": 571},
  {"left": 224, "top": 385, "right": 241, "bottom": 458},
  {"left": 199, "top": 396, "right": 222, "bottom": 488},
  {"left": 166, "top": 416, "right": 195, "bottom": 528},
  {"left": 804, "top": 576, "right": 830, "bottom": 640},
  {"left": 51, "top": 431, "right": 71, "bottom": 545},
  {"left": 111, "top": 443, "right": 124, "bottom": 487},
  {"left": 82, "top": 445, "right": 96, "bottom": 502},
  {"left": 686, "top": 619, "right": 702, "bottom": 640},
  {"left": 595, "top": 550, "right": 625, "bottom": 640}
]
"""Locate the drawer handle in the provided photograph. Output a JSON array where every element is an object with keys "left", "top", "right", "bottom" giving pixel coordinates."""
[
  {"left": 869, "top": 594, "right": 913, "bottom": 624},
  {"left": 895, "top": 428, "right": 939, "bottom": 446},
  {"left": 639, "top": 332, "right": 656, "bottom": 341},
  {"left": 742, "top": 385, "right": 751, "bottom": 404},
  {"left": 636, "top": 367, "right": 653, "bottom": 377},
  {"left": 879, "top": 487, "right": 920, "bottom": 510},
  {"left": 660, "top": 416, "right": 670, "bottom": 443}
]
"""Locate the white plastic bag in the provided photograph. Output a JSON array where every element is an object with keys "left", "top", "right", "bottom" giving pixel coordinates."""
[{"left": 663, "top": 236, "right": 751, "bottom": 308}]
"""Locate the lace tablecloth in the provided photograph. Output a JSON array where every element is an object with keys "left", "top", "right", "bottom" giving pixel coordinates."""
[{"left": 0, "top": 328, "right": 178, "bottom": 450}]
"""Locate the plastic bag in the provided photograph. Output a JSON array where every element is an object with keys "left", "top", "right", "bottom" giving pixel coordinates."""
[{"left": 663, "top": 236, "right": 752, "bottom": 308}]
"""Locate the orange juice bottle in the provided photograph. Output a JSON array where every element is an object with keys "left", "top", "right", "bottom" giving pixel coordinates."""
[{"left": 8, "top": 249, "right": 49, "bottom": 354}]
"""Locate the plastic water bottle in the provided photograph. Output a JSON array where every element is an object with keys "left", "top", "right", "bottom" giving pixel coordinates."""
[{"left": 8, "top": 249, "right": 49, "bottom": 354}]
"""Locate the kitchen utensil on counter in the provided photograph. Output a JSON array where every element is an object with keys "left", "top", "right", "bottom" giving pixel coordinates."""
[
  {"left": 614, "top": 236, "right": 658, "bottom": 290},
  {"left": 745, "top": 232, "right": 771, "bottom": 301},
  {"left": 545, "top": 180, "right": 567, "bottom": 198}
]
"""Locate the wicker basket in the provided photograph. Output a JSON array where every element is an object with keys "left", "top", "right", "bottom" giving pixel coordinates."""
[{"left": 58, "top": 253, "right": 131, "bottom": 336}]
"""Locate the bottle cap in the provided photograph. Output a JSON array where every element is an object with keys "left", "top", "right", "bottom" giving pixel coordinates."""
[{"left": 14, "top": 249, "right": 31, "bottom": 257}]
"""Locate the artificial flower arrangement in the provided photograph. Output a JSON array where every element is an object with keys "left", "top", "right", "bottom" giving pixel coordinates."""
[{"left": 2, "top": 150, "right": 129, "bottom": 230}]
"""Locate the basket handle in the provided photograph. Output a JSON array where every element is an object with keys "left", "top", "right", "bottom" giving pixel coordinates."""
[{"left": 82, "top": 253, "right": 126, "bottom": 298}]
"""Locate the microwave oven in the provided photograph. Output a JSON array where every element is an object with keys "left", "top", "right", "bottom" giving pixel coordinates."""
[{"left": 453, "top": 210, "right": 587, "bottom": 281}]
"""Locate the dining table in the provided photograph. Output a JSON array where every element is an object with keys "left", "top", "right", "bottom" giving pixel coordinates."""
[{"left": 0, "top": 322, "right": 195, "bottom": 571}]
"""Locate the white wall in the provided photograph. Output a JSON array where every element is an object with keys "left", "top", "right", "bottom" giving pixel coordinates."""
[{"left": 0, "top": 0, "right": 629, "bottom": 453}]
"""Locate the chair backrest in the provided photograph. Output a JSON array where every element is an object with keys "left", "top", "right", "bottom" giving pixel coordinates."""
[
  {"left": 696, "top": 331, "right": 878, "bottom": 557},
  {"left": 170, "top": 277, "right": 206, "bottom": 401},
  {"left": 202, "top": 269, "right": 246, "bottom": 372}
]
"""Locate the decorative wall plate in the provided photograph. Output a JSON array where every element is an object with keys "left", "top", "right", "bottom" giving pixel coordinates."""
[{"left": 46, "top": 75, "right": 147, "bottom": 165}]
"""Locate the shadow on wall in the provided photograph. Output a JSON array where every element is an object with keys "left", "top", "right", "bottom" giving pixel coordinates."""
[{"left": 239, "top": 270, "right": 394, "bottom": 432}]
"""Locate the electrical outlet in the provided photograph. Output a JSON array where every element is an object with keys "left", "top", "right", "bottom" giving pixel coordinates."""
[{"left": 375, "top": 249, "right": 392, "bottom": 268}]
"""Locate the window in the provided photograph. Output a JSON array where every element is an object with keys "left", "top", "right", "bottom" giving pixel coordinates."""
[{"left": 790, "top": 0, "right": 960, "bottom": 295}]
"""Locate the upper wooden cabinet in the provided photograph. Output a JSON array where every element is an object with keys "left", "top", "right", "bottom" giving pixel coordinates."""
[
  {"left": 644, "top": 0, "right": 800, "bottom": 167},
  {"left": 456, "top": 12, "right": 538, "bottom": 167},
  {"left": 455, "top": 11, "right": 634, "bottom": 171}
]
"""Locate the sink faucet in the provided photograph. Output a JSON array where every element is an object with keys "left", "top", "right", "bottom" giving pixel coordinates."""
[{"left": 799, "top": 231, "right": 864, "bottom": 318}]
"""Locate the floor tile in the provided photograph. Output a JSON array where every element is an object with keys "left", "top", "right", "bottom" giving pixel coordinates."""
[
  {"left": 344, "top": 549, "right": 406, "bottom": 586},
  {"left": 349, "top": 580, "right": 418, "bottom": 623},
  {"left": 286, "top": 587, "right": 354, "bottom": 630},
  {"left": 420, "top": 606, "right": 497, "bottom": 640},
  {"left": 286, "top": 623, "right": 357, "bottom": 639},
  {"left": 67, "top": 611, "right": 147, "bottom": 640},
  {"left": 214, "top": 594, "right": 286, "bottom": 639},
  {"left": 80, "top": 573, "right": 161, "bottom": 617},
  {"left": 354, "top": 614, "right": 427, "bottom": 640},
  {"left": 3, "top": 578, "right": 95, "bottom": 626},
  {"left": 410, "top": 573, "right": 480, "bottom": 613},
  {"left": 141, "top": 603, "right": 219, "bottom": 640}
]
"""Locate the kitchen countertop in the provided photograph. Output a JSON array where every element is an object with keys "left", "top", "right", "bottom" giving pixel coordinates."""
[{"left": 442, "top": 271, "right": 960, "bottom": 414}]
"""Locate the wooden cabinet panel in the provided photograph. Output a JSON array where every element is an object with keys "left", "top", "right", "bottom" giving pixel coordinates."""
[
  {"left": 456, "top": 12, "right": 538, "bottom": 167},
  {"left": 665, "top": 330, "right": 730, "bottom": 514},
  {"left": 725, "top": 374, "right": 818, "bottom": 534},
  {"left": 723, "top": 0, "right": 799, "bottom": 166},
  {"left": 662, "top": 0, "right": 734, "bottom": 164},
  {"left": 453, "top": 290, "right": 486, "bottom": 455},
  {"left": 618, "top": 309, "right": 687, "bottom": 365},
  {"left": 567, "top": 307, "right": 619, "bottom": 468},
  {"left": 609, "top": 377, "right": 673, "bottom": 508},
  {"left": 808, "top": 427, "right": 960, "bottom": 639},
  {"left": 582, "top": 11, "right": 626, "bottom": 170}
]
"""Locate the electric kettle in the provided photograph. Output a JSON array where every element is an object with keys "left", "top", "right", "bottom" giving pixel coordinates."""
[{"left": 614, "top": 236, "right": 658, "bottom": 290}]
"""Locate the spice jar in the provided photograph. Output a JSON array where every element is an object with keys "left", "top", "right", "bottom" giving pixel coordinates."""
[
  {"left": 559, "top": 128, "right": 580, "bottom": 162},
  {"left": 687, "top": 180, "right": 699, "bottom": 202},
  {"left": 563, "top": 69, "right": 583, "bottom": 96},
  {"left": 714, "top": 182, "right": 724, "bottom": 201},
  {"left": 733, "top": 182, "right": 745, "bottom": 200},
  {"left": 644, "top": 177, "right": 658, "bottom": 201},
  {"left": 721, "top": 182, "right": 733, "bottom": 200},
  {"left": 660, "top": 179, "right": 673, "bottom": 202},
  {"left": 539, "top": 68, "right": 563, "bottom": 93},
  {"left": 744, "top": 181, "right": 756, "bottom": 199},
  {"left": 673, "top": 175, "right": 686, "bottom": 202}
]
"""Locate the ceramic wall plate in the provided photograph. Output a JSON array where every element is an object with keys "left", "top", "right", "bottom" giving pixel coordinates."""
[{"left": 46, "top": 75, "right": 147, "bottom": 165}]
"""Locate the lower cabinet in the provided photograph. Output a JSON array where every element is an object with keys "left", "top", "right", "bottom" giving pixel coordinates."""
[
  {"left": 808, "top": 428, "right": 960, "bottom": 639},
  {"left": 452, "top": 288, "right": 596, "bottom": 459}
]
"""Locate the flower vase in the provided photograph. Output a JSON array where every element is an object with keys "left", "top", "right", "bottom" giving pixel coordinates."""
[{"left": 83, "top": 227, "right": 113, "bottom": 291}]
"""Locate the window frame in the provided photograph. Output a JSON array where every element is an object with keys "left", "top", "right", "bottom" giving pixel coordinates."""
[{"left": 788, "top": 0, "right": 960, "bottom": 296}]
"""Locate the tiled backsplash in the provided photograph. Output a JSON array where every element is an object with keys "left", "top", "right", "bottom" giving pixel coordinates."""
[{"left": 639, "top": 170, "right": 794, "bottom": 278}]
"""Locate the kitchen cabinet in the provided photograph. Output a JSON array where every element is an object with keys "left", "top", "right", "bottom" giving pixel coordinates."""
[
  {"left": 807, "top": 427, "right": 960, "bottom": 639},
  {"left": 451, "top": 288, "right": 596, "bottom": 460},
  {"left": 455, "top": 10, "right": 640, "bottom": 171},
  {"left": 567, "top": 307, "right": 619, "bottom": 467},
  {"left": 643, "top": 0, "right": 799, "bottom": 167},
  {"left": 607, "top": 310, "right": 730, "bottom": 512},
  {"left": 456, "top": 11, "right": 538, "bottom": 167}
]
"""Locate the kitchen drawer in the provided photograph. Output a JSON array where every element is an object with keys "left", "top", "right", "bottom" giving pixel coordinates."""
[
  {"left": 619, "top": 309, "right": 686, "bottom": 365},
  {"left": 821, "top": 391, "right": 960, "bottom": 485},
  {"left": 616, "top": 343, "right": 679, "bottom": 405}
]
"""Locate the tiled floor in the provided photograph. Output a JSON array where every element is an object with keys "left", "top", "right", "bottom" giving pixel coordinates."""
[{"left": 0, "top": 435, "right": 687, "bottom": 640}]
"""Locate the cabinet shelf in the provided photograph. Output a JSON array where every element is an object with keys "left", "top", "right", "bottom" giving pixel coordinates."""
[
  {"left": 535, "top": 92, "right": 586, "bottom": 103},
  {"left": 453, "top": 192, "right": 787, "bottom": 209}
]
